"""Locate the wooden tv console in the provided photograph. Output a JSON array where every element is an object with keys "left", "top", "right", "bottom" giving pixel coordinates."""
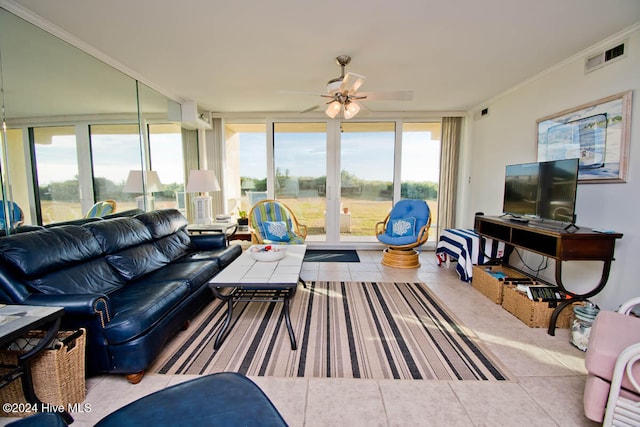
[{"left": 474, "top": 215, "right": 623, "bottom": 335}]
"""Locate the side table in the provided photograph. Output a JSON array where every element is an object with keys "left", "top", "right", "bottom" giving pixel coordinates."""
[
  {"left": 0, "top": 304, "right": 72, "bottom": 423},
  {"left": 186, "top": 222, "right": 238, "bottom": 235}
]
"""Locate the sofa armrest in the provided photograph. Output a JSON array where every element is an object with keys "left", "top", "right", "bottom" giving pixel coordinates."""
[
  {"left": 190, "top": 233, "right": 227, "bottom": 250},
  {"left": 24, "top": 293, "right": 112, "bottom": 327}
]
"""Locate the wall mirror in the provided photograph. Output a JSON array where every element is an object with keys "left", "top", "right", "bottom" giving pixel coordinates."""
[{"left": 0, "top": 6, "right": 181, "bottom": 233}]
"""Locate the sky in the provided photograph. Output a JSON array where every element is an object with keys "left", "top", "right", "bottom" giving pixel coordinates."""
[
  {"left": 241, "top": 131, "right": 440, "bottom": 183},
  {"left": 36, "top": 129, "right": 440, "bottom": 187},
  {"left": 37, "top": 133, "right": 184, "bottom": 185}
]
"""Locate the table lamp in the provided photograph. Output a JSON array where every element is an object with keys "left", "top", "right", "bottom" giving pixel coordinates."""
[
  {"left": 186, "top": 170, "right": 221, "bottom": 224},
  {"left": 123, "top": 170, "right": 163, "bottom": 211}
]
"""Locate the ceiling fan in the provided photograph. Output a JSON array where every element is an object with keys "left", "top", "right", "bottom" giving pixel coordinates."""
[{"left": 300, "top": 55, "right": 413, "bottom": 119}]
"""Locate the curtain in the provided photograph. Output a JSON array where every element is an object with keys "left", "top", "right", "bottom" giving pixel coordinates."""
[
  {"left": 437, "top": 117, "right": 462, "bottom": 231},
  {"left": 181, "top": 128, "right": 199, "bottom": 223},
  {"left": 208, "top": 118, "right": 225, "bottom": 216}
]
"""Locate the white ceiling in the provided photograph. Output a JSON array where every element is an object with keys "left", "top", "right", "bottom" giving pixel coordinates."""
[{"left": 9, "top": 0, "right": 640, "bottom": 115}]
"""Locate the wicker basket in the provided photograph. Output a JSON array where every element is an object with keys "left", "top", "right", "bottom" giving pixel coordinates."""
[
  {"left": 501, "top": 285, "right": 575, "bottom": 328},
  {"left": 0, "top": 329, "right": 86, "bottom": 417},
  {"left": 471, "top": 265, "right": 527, "bottom": 304}
]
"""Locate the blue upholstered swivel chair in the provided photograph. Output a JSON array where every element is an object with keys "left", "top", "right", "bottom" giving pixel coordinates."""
[
  {"left": 375, "top": 199, "right": 431, "bottom": 268},
  {"left": 0, "top": 201, "right": 24, "bottom": 232}
]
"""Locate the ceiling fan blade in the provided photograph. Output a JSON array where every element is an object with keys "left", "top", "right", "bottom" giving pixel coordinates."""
[
  {"left": 300, "top": 102, "right": 326, "bottom": 113},
  {"left": 340, "top": 72, "right": 366, "bottom": 94},
  {"left": 278, "top": 90, "right": 325, "bottom": 96},
  {"left": 357, "top": 91, "right": 414, "bottom": 101}
]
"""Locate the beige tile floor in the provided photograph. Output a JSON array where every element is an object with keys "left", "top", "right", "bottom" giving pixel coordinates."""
[{"left": 1, "top": 251, "right": 599, "bottom": 426}]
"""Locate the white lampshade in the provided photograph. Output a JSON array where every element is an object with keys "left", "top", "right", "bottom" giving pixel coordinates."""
[
  {"left": 325, "top": 100, "right": 341, "bottom": 119},
  {"left": 186, "top": 170, "right": 221, "bottom": 194},
  {"left": 123, "top": 170, "right": 163, "bottom": 193},
  {"left": 343, "top": 101, "right": 361, "bottom": 120}
]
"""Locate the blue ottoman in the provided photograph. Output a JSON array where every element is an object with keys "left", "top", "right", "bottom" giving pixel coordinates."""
[
  {"left": 96, "top": 372, "right": 288, "bottom": 427},
  {"left": 6, "top": 413, "right": 67, "bottom": 427}
]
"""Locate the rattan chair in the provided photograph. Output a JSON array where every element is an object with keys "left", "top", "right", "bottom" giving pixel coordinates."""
[
  {"left": 84, "top": 199, "right": 117, "bottom": 218},
  {"left": 375, "top": 199, "right": 431, "bottom": 268},
  {"left": 249, "top": 199, "right": 307, "bottom": 244}
]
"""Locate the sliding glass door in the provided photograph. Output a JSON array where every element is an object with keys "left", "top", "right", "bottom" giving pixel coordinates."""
[
  {"left": 227, "top": 119, "right": 442, "bottom": 247},
  {"left": 273, "top": 123, "right": 327, "bottom": 242},
  {"left": 339, "top": 122, "right": 396, "bottom": 242}
]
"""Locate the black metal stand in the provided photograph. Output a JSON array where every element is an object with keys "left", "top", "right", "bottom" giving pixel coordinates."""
[{"left": 210, "top": 286, "right": 298, "bottom": 350}]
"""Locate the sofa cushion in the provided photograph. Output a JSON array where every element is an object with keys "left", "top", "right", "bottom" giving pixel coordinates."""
[
  {"left": 106, "top": 244, "right": 171, "bottom": 282},
  {"left": 142, "top": 260, "right": 219, "bottom": 293},
  {"left": 104, "top": 280, "right": 190, "bottom": 344},
  {"left": 177, "top": 245, "right": 242, "bottom": 269},
  {"left": 27, "top": 258, "right": 125, "bottom": 295},
  {"left": 86, "top": 218, "right": 153, "bottom": 254},
  {"left": 136, "top": 209, "right": 188, "bottom": 239},
  {"left": 0, "top": 226, "right": 102, "bottom": 277},
  {"left": 154, "top": 232, "right": 192, "bottom": 262}
]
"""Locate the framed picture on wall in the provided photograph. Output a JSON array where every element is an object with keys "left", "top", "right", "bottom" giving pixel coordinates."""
[{"left": 536, "top": 90, "right": 632, "bottom": 183}]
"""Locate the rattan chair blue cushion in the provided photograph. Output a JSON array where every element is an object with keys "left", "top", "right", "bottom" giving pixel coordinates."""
[
  {"left": 249, "top": 199, "right": 306, "bottom": 245},
  {"left": 376, "top": 199, "right": 431, "bottom": 248}
]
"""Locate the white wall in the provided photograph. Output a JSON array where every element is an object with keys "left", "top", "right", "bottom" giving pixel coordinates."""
[{"left": 461, "top": 25, "right": 640, "bottom": 310}]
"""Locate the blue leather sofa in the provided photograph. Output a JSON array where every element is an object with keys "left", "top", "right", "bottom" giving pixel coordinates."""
[{"left": 0, "top": 209, "right": 241, "bottom": 383}]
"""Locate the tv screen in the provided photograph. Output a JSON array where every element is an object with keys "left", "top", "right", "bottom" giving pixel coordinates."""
[
  {"left": 536, "top": 158, "right": 579, "bottom": 223},
  {"left": 502, "top": 158, "right": 579, "bottom": 223},
  {"left": 503, "top": 162, "right": 539, "bottom": 217}
]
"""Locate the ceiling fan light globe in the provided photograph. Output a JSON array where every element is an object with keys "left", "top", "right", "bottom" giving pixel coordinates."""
[
  {"left": 325, "top": 100, "right": 341, "bottom": 118},
  {"left": 343, "top": 101, "right": 361, "bottom": 119}
]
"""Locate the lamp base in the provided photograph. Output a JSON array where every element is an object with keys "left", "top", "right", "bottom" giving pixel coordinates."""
[
  {"left": 193, "top": 196, "right": 213, "bottom": 224},
  {"left": 135, "top": 195, "right": 155, "bottom": 212}
]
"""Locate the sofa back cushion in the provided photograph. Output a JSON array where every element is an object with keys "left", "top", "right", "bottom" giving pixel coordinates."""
[
  {"left": 28, "top": 258, "right": 125, "bottom": 295},
  {"left": 106, "top": 244, "right": 171, "bottom": 281},
  {"left": 154, "top": 231, "right": 192, "bottom": 261},
  {"left": 136, "top": 209, "right": 188, "bottom": 239},
  {"left": 0, "top": 226, "right": 102, "bottom": 277},
  {"left": 86, "top": 217, "right": 153, "bottom": 254}
]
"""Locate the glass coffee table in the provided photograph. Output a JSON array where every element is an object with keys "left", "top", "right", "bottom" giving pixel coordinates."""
[{"left": 208, "top": 245, "right": 306, "bottom": 350}]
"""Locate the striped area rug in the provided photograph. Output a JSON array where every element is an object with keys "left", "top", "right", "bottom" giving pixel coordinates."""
[{"left": 150, "top": 281, "right": 512, "bottom": 381}]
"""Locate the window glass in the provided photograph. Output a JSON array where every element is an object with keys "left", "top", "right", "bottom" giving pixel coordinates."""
[
  {"left": 224, "top": 123, "right": 267, "bottom": 214},
  {"left": 32, "top": 126, "right": 81, "bottom": 224},
  {"left": 149, "top": 123, "right": 184, "bottom": 212},
  {"left": 340, "top": 122, "right": 395, "bottom": 241},
  {"left": 401, "top": 122, "right": 441, "bottom": 239},
  {"left": 90, "top": 124, "right": 144, "bottom": 212},
  {"left": 274, "top": 122, "right": 327, "bottom": 239}
]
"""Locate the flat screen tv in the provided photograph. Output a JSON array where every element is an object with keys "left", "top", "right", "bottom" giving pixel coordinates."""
[
  {"left": 503, "top": 162, "right": 539, "bottom": 218},
  {"left": 503, "top": 158, "right": 579, "bottom": 224}
]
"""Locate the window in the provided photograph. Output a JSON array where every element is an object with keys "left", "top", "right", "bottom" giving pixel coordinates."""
[
  {"left": 273, "top": 122, "right": 327, "bottom": 239},
  {"left": 90, "top": 124, "right": 145, "bottom": 212},
  {"left": 401, "top": 122, "right": 441, "bottom": 238},
  {"left": 148, "top": 123, "right": 184, "bottom": 211},
  {"left": 224, "top": 123, "right": 267, "bottom": 214},
  {"left": 32, "top": 126, "right": 82, "bottom": 224}
]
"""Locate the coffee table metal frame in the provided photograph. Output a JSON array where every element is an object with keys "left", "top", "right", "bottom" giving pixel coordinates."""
[{"left": 208, "top": 245, "right": 306, "bottom": 350}]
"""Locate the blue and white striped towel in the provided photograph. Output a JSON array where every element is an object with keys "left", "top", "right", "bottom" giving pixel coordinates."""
[{"left": 435, "top": 229, "right": 505, "bottom": 281}]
